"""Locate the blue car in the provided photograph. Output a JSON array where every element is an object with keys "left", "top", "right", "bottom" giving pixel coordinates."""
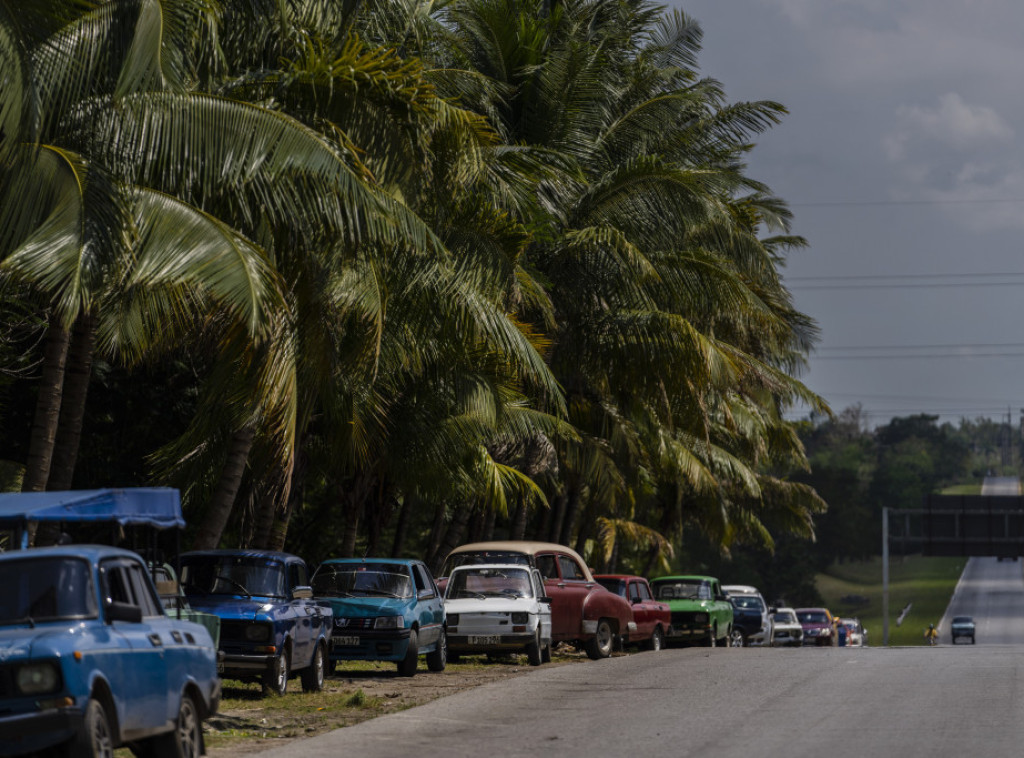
[
  {"left": 0, "top": 545, "right": 220, "bottom": 758},
  {"left": 311, "top": 558, "right": 447, "bottom": 676},
  {"left": 180, "top": 550, "right": 332, "bottom": 696}
]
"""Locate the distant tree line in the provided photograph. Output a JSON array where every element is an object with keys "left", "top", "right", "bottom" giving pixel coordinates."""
[{"left": 0, "top": 0, "right": 826, "bottom": 575}]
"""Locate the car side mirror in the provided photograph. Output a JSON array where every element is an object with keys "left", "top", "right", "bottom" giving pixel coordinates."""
[
  {"left": 539, "top": 597, "right": 553, "bottom": 604},
  {"left": 106, "top": 600, "right": 143, "bottom": 624},
  {"left": 292, "top": 585, "right": 313, "bottom": 600},
  {"left": 418, "top": 589, "right": 435, "bottom": 600}
]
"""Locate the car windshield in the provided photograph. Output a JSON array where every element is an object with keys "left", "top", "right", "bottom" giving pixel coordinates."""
[
  {"left": 180, "top": 555, "right": 287, "bottom": 598},
  {"left": 312, "top": 563, "right": 413, "bottom": 599},
  {"left": 797, "top": 610, "right": 829, "bottom": 624},
  {"left": 952, "top": 616, "right": 974, "bottom": 624},
  {"left": 652, "top": 580, "right": 710, "bottom": 601},
  {"left": 773, "top": 611, "right": 797, "bottom": 624},
  {"left": 0, "top": 556, "right": 97, "bottom": 623},
  {"left": 446, "top": 568, "right": 534, "bottom": 599},
  {"left": 730, "top": 595, "right": 763, "bottom": 611},
  {"left": 596, "top": 578, "right": 626, "bottom": 596},
  {"left": 442, "top": 551, "right": 530, "bottom": 577}
]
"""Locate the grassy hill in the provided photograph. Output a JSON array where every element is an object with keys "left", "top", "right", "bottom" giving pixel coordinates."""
[{"left": 815, "top": 555, "right": 964, "bottom": 646}]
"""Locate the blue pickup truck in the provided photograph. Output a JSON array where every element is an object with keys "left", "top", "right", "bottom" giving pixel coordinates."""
[
  {"left": 180, "top": 549, "right": 332, "bottom": 695},
  {"left": 0, "top": 544, "right": 221, "bottom": 758}
]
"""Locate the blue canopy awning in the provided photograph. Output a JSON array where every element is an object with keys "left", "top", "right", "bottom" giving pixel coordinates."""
[{"left": 0, "top": 488, "right": 184, "bottom": 529}]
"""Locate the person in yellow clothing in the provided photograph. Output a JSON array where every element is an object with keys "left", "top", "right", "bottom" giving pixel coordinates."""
[{"left": 924, "top": 623, "right": 938, "bottom": 645}]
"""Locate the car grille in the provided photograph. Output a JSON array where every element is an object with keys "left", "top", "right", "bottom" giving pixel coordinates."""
[
  {"left": 671, "top": 611, "right": 705, "bottom": 626},
  {"left": 334, "top": 617, "right": 374, "bottom": 630},
  {"left": 0, "top": 664, "right": 15, "bottom": 698}
]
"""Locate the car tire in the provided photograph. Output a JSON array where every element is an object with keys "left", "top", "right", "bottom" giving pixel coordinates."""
[
  {"left": 971, "top": 636, "right": 976, "bottom": 644},
  {"left": 301, "top": 643, "right": 326, "bottom": 693},
  {"left": 728, "top": 628, "right": 745, "bottom": 647},
  {"left": 397, "top": 630, "right": 418, "bottom": 677},
  {"left": 147, "top": 694, "right": 202, "bottom": 758},
  {"left": 584, "top": 619, "right": 614, "bottom": 660},
  {"left": 426, "top": 628, "right": 447, "bottom": 672},
  {"left": 702, "top": 624, "right": 718, "bottom": 647},
  {"left": 262, "top": 647, "right": 290, "bottom": 696},
  {"left": 78, "top": 698, "right": 114, "bottom": 758},
  {"left": 646, "top": 625, "right": 664, "bottom": 652},
  {"left": 527, "top": 629, "right": 543, "bottom": 666}
]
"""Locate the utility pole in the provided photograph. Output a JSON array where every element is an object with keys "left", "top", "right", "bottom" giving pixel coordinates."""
[{"left": 882, "top": 507, "right": 889, "bottom": 646}]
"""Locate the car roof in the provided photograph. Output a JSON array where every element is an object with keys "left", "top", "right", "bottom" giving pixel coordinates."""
[
  {"left": 722, "top": 584, "right": 761, "bottom": 594},
  {"left": 593, "top": 574, "right": 645, "bottom": 581},
  {"left": 181, "top": 549, "right": 302, "bottom": 563},
  {"left": 449, "top": 563, "right": 535, "bottom": 572},
  {"left": 0, "top": 544, "right": 142, "bottom": 563},
  {"left": 449, "top": 540, "right": 584, "bottom": 558},
  {"left": 320, "top": 557, "right": 422, "bottom": 567},
  {"left": 651, "top": 575, "right": 717, "bottom": 583}
]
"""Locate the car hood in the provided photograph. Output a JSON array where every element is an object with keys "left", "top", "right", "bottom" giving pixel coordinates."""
[
  {"left": 186, "top": 596, "right": 285, "bottom": 620},
  {"left": 319, "top": 597, "right": 411, "bottom": 617},
  {"left": 801, "top": 621, "right": 831, "bottom": 630},
  {"left": 0, "top": 623, "right": 86, "bottom": 660},
  {"left": 445, "top": 597, "right": 541, "bottom": 614}
]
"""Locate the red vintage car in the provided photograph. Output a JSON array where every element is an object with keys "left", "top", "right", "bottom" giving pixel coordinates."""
[
  {"left": 594, "top": 574, "right": 672, "bottom": 651},
  {"left": 441, "top": 541, "right": 634, "bottom": 659}
]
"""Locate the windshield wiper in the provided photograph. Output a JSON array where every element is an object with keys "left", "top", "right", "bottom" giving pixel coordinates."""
[{"left": 362, "top": 589, "right": 402, "bottom": 598}]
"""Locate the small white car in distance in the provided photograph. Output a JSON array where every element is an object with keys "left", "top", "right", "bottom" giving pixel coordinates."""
[
  {"left": 769, "top": 607, "right": 804, "bottom": 647},
  {"left": 443, "top": 564, "right": 553, "bottom": 665}
]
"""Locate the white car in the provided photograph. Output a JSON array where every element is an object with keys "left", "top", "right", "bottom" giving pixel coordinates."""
[
  {"left": 723, "top": 584, "right": 773, "bottom": 646},
  {"left": 769, "top": 607, "right": 804, "bottom": 647},
  {"left": 444, "top": 564, "right": 553, "bottom": 665}
]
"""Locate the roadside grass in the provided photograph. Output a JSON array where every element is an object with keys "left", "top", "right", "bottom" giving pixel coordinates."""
[
  {"left": 816, "top": 555, "right": 965, "bottom": 646},
  {"left": 941, "top": 483, "right": 982, "bottom": 495}
]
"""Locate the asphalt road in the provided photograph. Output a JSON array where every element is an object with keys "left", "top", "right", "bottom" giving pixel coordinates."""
[
  {"left": 259, "top": 552, "right": 1024, "bottom": 758},
  {"left": 942, "top": 556, "right": 1024, "bottom": 644}
]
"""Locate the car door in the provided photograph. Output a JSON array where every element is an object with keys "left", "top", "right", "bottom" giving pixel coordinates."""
[
  {"left": 628, "top": 579, "right": 653, "bottom": 637},
  {"left": 531, "top": 569, "right": 552, "bottom": 644},
  {"left": 287, "top": 560, "right": 315, "bottom": 667},
  {"left": 545, "top": 553, "right": 592, "bottom": 641},
  {"left": 412, "top": 563, "right": 443, "bottom": 646},
  {"left": 99, "top": 557, "right": 168, "bottom": 734}
]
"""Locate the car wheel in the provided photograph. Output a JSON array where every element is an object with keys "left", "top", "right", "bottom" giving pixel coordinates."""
[
  {"left": 646, "top": 625, "right": 664, "bottom": 652},
  {"left": 971, "top": 636, "right": 976, "bottom": 644},
  {"left": 584, "top": 619, "right": 614, "bottom": 660},
  {"left": 527, "top": 629, "right": 544, "bottom": 666},
  {"left": 426, "top": 628, "right": 447, "bottom": 672},
  {"left": 301, "top": 642, "right": 326, "bottom": 693},
  {"left": 397, "top": 630, "right": 418, "bottom": 677},
  {"left": 262, "top": 647, "right": 290, "bottom": 696},
  {"left": 728, "top": 628, "right": 745, "bottom": 647},
  {"left": 702, "top": 624, "right": 718, "bottom": 647},
  {"left": 147, "top": 694, "right": 202, "bottom": 758},
  {"left": 78, "top": 698, "right": 114, "bottom": 758}
]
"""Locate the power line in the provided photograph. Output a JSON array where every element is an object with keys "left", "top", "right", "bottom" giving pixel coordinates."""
[
  {"left": 787, "top": 273, "right": 1024, "bottom": 283},
  {"left": 789, "top": 198, "right": 1024, "bottom": 208},
  {"left": 816, "top": 342, "right": 1024, "bottom": 352}
]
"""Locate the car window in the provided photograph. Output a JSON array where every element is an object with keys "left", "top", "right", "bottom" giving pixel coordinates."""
[
  {"left": 125, "top": 562, "right": 162, "bottom": 617},
  {"left": 627, "top": 581, "right": 641, "bottom": 603},
  {"left": 536, "top": 554, "right": 558, "bottom": 580},
  {"left": 288, "top": 562, "right": 308, "bottom": 590},
  {"left": 181, "top": 555, "right": 288, "bottom": 598},
  {"left": 596, "top": 578, "right": 625, "bottom": 596},
  {"left": 442, "top": 551, "right": 530, "bottom": 576},
  {"left": 652, "top": 580, "right": 704, "bottom": 600},
  {"left": 636, "top": 582, "right": 652, "bottom": 601},
  {"left": 557, "top": 555, "right": 585, "bottom": 581},
  {"left": 531, "top": 571, "right": 545, "bottom": 597},
  {"left": 414, "top": 564, "right": 437, "bottom": 597},
  {"left": 773, "top": 611, "right": 797, "bottom": 624},
  {"left": 447, "top": 567, "right": 533, "bottom": 598},
  {"left": 731, "top": 595, "right": 763, "bottom": 611},
  {"left": 0, "top": 556, "right": 97, "bottom": 622},
  {"left": 101, "top": 558, "right": 161, "bottom": 617}
]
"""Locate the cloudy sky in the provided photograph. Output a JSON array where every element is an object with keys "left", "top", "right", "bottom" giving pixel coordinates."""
[{"left": 676, "top": 0, "right": 1024, "bottom": 428}]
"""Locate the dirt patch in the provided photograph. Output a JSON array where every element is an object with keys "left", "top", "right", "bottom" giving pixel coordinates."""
[{"left": 204, "top": 650, "right": 589, "bottom": 757}]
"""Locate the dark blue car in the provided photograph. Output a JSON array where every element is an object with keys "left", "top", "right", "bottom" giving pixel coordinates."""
[
  {"left": 0, "top": 545, "right": 220, "bottom": 758},
  {"left": 312, "top": 558, "right": 446, "bottom": 676},
  {"left": 180, "top": 550, "right": 332, "bottom": 695}
]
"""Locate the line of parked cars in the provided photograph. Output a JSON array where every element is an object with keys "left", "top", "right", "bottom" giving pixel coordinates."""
[{"left": 2, "top": 504, "right": 869, "bottom": 758}]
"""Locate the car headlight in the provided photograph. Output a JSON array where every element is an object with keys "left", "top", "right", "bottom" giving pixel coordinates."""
[
  {"left": 374, "top": 616, "right": 403, "bottom": 630},
  {"left": 511, "top": 612, "right": 529, "bottom": 624},
  {"left": 245, "top": 624, "right": 273, "bottom": 642},
  {"left": 17, "top": 662, "right": 61, "bottom": 696}
]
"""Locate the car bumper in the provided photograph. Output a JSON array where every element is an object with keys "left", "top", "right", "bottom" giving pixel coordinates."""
[
  {"left": 0, "top": 703, "right": 84, "bottom": 756},
  {"left": 666, "top": 625, "right": 712, "bottom": 641},
  {"left": 772, "top": 630, "right": 803, "bottom": 646},
  {"left": 329, "top": 628, "right": 413, "bottom": 662}
]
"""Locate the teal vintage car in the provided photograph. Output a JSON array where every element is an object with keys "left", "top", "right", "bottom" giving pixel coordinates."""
[{"left": 649, "top": 575, "right": 734, "bottom": 647}]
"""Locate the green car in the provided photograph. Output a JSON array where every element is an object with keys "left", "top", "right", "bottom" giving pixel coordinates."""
[{"left": 650, "top": 575, "right": 734, "bottom": 647}]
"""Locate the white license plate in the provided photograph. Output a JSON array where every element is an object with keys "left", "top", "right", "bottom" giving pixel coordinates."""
[
  {"left": 333, "top": 636, "right": 360, "bottom": 646},
  {"left": 468, "top": 635, "right": 501, "bottom": 645}
]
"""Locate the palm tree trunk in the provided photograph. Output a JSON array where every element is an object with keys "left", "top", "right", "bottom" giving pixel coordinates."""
[
  {"left": 48, "top": 313, "right": 96, "bottom": 491},
  {"left": 425, "top": 501, "right": 447, "bottom": 566},
  {"left": 22, "top": 317, "right": 71, "bottom": 492},
  {"left": 191, "top": 424, "right": 255, "bottom": 550},
  {"left": 431, "top": 502, "right": 474, "bottom": 575},
  {"left": 390, "top": 494, "right": 414, "bottom": 557},
  {"left": 482, "top": 504, "right": 496, "bottom": 541},
  {"left": 510, "top": 500, "right": 528, "bottom": 539},
  {"left": 548, "top": 492, "right": 567, "bottom": 543},
  {"left": 559, "top": 486, "right": 581, "bottom": 546}
]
